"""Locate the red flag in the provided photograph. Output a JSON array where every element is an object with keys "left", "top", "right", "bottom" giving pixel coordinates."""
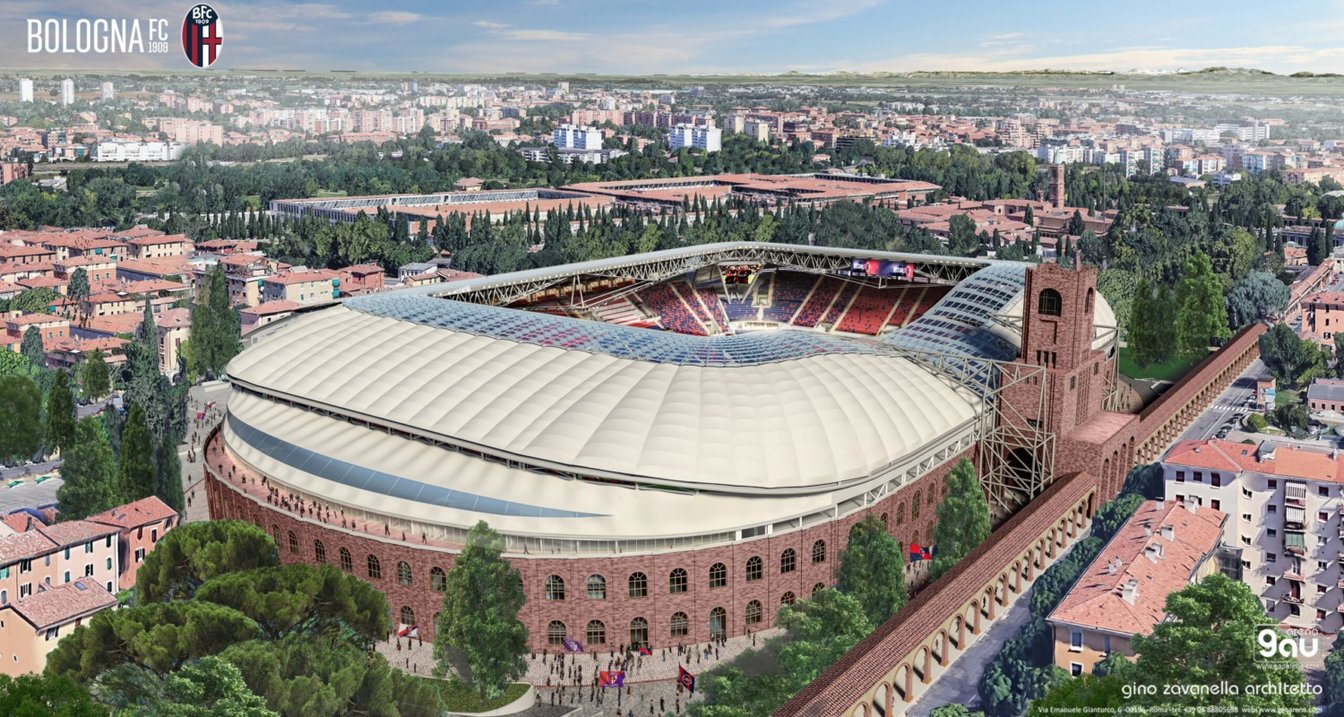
[{"left": 678, "top": 665, "right": 696, "bottom": 694}]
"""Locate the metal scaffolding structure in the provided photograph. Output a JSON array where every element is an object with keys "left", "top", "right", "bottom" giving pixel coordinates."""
[{"left": 891, "top": 346, "right": 1055, "bottom": 517}]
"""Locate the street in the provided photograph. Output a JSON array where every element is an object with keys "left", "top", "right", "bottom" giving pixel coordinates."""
[{"left": 1173, "top": 358, "right": 1265, "bottom": 445}]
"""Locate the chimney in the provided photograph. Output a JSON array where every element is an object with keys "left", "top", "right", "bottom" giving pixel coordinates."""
[
  {"left": 1184, "top": 496, "right": 1199, "bottom": 514},
  {"left": 1160, "top": 524, "right": 1175, "bottom": 541},
  {"left": 1120, "top": 579, "right": 1139, "bottom": 604},
  {"left": 1106, "top": 557, "right": 1123, "bottom": 574},
  {"left": 1145, "top": 542, "right": 1164, "bottom": 561},
  {"left": 1155, "top": 498, "right": 1165, "bottom": 511}
]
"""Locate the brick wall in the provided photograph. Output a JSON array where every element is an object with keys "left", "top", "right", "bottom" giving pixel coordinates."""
[{"left": 205, "top": 432, "right": 970, "bottom": 651}]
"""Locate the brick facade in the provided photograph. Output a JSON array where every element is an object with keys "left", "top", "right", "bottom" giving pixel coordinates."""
[{"left": 205, "top": 431, "right": 969, "bottom": 651}]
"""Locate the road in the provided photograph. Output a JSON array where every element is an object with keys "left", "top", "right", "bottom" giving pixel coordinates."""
[
  {"left": 180, "top": 380, "right": 232, "bottom": 522},
  {"left": 0, "top": 476, "right": 63, "bottom": 514},
  {"left": 907, "top": 539, "right": 1082, "bottom": 717},
  {"left": 1174, "top": 358, "right": 1265, "bottom": 445}
]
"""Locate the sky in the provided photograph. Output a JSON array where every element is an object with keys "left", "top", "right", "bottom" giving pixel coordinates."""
[{"left": 3, "top": 0, "right": 1344, "bottom": 75}]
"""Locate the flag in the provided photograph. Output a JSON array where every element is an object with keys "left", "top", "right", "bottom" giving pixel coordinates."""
[
  {"left": 909, "top": 542, "right": 923, "bottom": 563},
  {"left": 599, "top": 670, "right": 625, "bottom": 688},
  {"left": 922, "top": 544, "right": 936, "bottom": 560},
  {"left": 562, "top": 636, "right": 584, "bottom": 653},
  {"left": 396, "top": 624, "right": 417, "bottom": 638},
  {"left": 637, "top": 646, "right": 652, "bottom": 656},
  {"left": 678, "top": 666, "right": 696, "bottom": 694}
]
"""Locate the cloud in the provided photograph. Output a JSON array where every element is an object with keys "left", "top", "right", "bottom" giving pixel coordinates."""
[
  {"left": 367, "top": 11, "right": 423, "bottom": 24},
  {"left": 471, "top": 20, "right": 588, "bottom": 42}
]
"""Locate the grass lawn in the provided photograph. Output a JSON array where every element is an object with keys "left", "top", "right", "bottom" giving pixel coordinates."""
[
  {"left": 422, "top": 678, "right": 528, "bottom": 713},
  {"left": 1276, "top": 388, "right": 1302, "bottom": 408},
  {"left": 314, "top": 189, "right": 348, "bottom": 198},
  {"left": 1117, "top": 347, "right": 1200, "bottom": 383}
]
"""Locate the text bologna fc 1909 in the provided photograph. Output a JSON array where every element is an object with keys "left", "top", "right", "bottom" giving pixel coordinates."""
[{"left": 181, "top": 4, "right": 222, "bottom": 68}]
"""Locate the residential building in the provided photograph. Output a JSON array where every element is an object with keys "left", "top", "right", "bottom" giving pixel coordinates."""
[
  {"left": 0, "top": 162, "right": 29, "bottom": 186},
  {"left": 0, "top": 579, "right": 116, "bottom": 676},
  {"left": 259, "top": 269, "right": 339, "bottom": 306},
  {"left": 18, "top": 79, "right": 32, "bottom": 103},
  {"left": 240, "top": 300, "right": 303, "bottom": 336},
  {"left": 1307, "top": 378, "right": 1344, "bottom": 415},
  {"left": 553, "top": 124, "right": 603, "bottom": 151},
  {"left": 59, "top": 79, "right": 73, "bottom": 106},
  {"left": 1047, "top": 499, "right": 1226, "bottom": 675},
  {"left": 1302, "top": 291, "right": 1344, "bottom": 346},
  {"left": 1162, "top": 439, "right": 1344, "bottom": 631},
  {"left": 94, "top": 140, "right": 184, "bottom": 163},
  {"left": 668, "top": 124, "right": 723, "bottom": 153},
  {"left": 154, "top": 308, "right": 190, "bottom": 378},
  {"left": 126, "top": 235, "right": 192, "bottom": 260},
  {"left": 86, "top": 497, "right": 178, "bottom": 591}
]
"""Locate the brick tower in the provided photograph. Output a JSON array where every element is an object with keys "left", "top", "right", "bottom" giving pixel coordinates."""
[
  {"left": 1048, "top": 163, "right": 1066, "bottom": 209},
  {"left": 1019, "top": 261, "right": 1109, "bottom": 435}
]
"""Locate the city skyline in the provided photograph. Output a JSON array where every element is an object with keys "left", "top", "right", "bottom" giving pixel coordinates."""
[{"left": 2, "top": 0, "right": 1344, "bottom": 75}]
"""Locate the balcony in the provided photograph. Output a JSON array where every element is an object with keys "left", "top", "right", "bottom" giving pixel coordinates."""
[
  {"left": 1282, "top": 592, "right": 1304, "bottom": 605},
  {"left": 1285, "top": 482, "right": 1307, "bottom": 508},
  {"left": 1285, "top": 505, "right": 1306, "bottom": 531},
  {"left": 1283, "top": 570, "right": 1303, "bottom": 582},
  {"left": 1284, "top": 531, "right": 1307, "bottom": 556}
]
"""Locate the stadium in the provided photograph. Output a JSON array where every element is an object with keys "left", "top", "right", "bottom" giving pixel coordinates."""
[{"left": 204, "top": 242, "right": 1119, "bottom": 650}]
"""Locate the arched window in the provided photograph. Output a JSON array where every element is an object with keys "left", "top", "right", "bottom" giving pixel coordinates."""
[
  {"left": 670, "top": 611, "right": 689, "bottom": 637},
  {"left": 314, "top": 540, "right": 326, "bottom": 564},
  {"left": 745, "top": 556, "right": 762, "bottom": 582},
  {"left": 366, "top": 555, "right": 381, "bottom": 580},
  {"left": 780, "top": 591, "right": 796, "bottom": 606},
  {"left": 780, "top": 548, "right": 796, "bottom": 574},
  {"left": 669, "top": 568, "right": 687, "bottom": 594},
  {"left": 339, "top": 548, "right": 352, "bottom": 573},
  {"left": 271, "top": 525, "right": 280, "bottom": 547},
  {"left": 1085, "top": 287, "right": 1095, "bottom": 314},
  {"left": 397, "top": 561, "right": 412, "bottom": 587},
  {"left": 287, "top": 531, "right": 298, "bottom": 554},
  {"left": 912, "top": 491, "right": 922, "bottom": 520},
  {"left": 430, "top": 566, "right": 447, "bottom": 592},
  {"left": 708, "top": 562, "right": 727, "bottom": 588},
  {"left": 547, "top": 621, "right": 566, "bottom": 645},
  {"left": 400, "top": 606, "right": 415, "bottom": 626},
  {"left": 812, "top": 540, "right": 826, "bottom": 564},
  {"left": 928, "top": 488, "right": 936, "bottom": 507},
  {"left": 586, "top": 619, "right": 606, "bottom": 645},
  {"left": 630, "top": 617, "right": 649, "bottom": 649},
  {"left": 709, "top": 607, "right": 727, "bottom": 639},
  {"left": 745, "top": 600, "right": 762, "bottom": 626},
  {"left": 1038, "top": 288, "right": 1062, "bottom": 317},
  {"left": 587, "top": 574, "right": 607, "bottom": 600},
  {"left": 895, "top": 502, "right": 905, "bottom": 525},
  {"left": 880, "top": 513, "right": 889, "bottom": 529},
  {"left": 628, "top": 572, "right": 648, "bottom": 598},
  {"left": 545, "top": 575, "right": 566, "bottom": 601},
  {"left": 812, "top": 582, "right": 826, "bottom": 596}
]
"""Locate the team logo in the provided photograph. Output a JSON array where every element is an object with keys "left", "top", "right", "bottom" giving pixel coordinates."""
[{"left": 181, "top": 4, "right": 222, "bottom": 68}]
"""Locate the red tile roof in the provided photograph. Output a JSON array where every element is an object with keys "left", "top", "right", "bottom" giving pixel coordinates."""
[
  {"left": 127, "top": 234, "right": 189, "bottom": 247},
  {"left": 263, "top": 269, "right": 337, "bottom": 286},
  {"left": 1165, "top": 438, "right": 1344, "bottom": 484},
  {"left": 0, "top": 531, "right": 57, "bottom": 565},
  {"left": 1048, "top": 500, "right": 1225, "bottom": 637},
  {"left": 34, "top": 520, "right": 119, "bottom": 548},
  {"left": 7, "top": 579, "right": 116, "bottom": 629},
  {"left": 87, "top": 496, "right": 178, "bottom": 530},
  {"left": 241, "top": 299, "right": 303, "bottom": 316}
]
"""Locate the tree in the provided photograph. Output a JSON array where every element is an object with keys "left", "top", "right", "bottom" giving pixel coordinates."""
[
  {"left": 929, "top": 459, "right": 991, "bottom": 579},
  {"left": 1324, "top": 633, "right": 1344, "bottom": 717},
  {"left": 46, "top": 370, "right": 77, "bottom": 455},
  {"left": 46, "top": 601, "right": 261, "bottom": 682},
  {"left": 947, "top": 213, "right": 980, "bottom": 257},
  {"left": 80, "top": 351, "right": 111, "bottom": 401},
  {"left": 137, "top": 521, "right": 280, "bottom": 603},
  {"left": 154, "top": 436, "right": 185, "bottom": 512},
  {"left": 1066, "top": 210, "right": 1085, "bottom": 236},
  {"left": 1224, "top": 271, "right": 1288, "bottom": 329},
  {"left": 0, "top": 374, "right": 43, "bottom": 463},
  {"left": 221, "top": 636, "right": 442, "bottom": 717},
  {"left": 119, "top": 403, "right": 156, "bottom": 501},
  {"left": 836, "top": 513, "right": 907, "bottom": 626},
  {"left": 434, "top": 521, "right": 527, "bottom": 700},
  {"left": 931, "top": 706, "right": 985, "bottom": 717},
  {"left": 1337, "top": 333, "right": 1344, "bottom": 380},
  {"left": 20, "top": 325, "right": 46, "bottom": 368},
  {"left": 190, "top": 265, "right": 242, "bottom": 380},
  {"left": 1173, "top": 254, "right": 1230, "bottom": 360},
  {"left": 774, "top": 588, "right": 874, "bottom": 684},
  {"left": 0, "top": 673, "right": 105, "bottom": 717},
  {"left": 68, "top": 267, "right": 91, "bottom": 301},
  {"left": 92, "top": 658, "right": 276, "bottom": 717},
  {"left": 1259, "top": 323, "right": 1325, "bottom": 389},
  {"left": 196, "top": 564, "right": 390, "bottom": 645},
  {"left": 55, "top": 417, "right": 121, "bottom": 520}
]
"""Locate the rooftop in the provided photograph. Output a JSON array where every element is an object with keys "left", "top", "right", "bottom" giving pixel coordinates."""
[
  {"left": 6, "top": 579, "right": 116, "bottom": 630},
  {"left": 1048, "top": 500, "right": 1225, "bottom": 637},
  {"left": 1165, "top": 438, "right": 1344, "bottom": 484},
  {"left": 86, "top": 496, "right": 177, "bottom": 530},
  {"left": 34, "top": 519, "right": 119, "bottom": 548}
]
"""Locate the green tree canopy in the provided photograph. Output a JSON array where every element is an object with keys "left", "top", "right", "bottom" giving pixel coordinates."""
[
  {"left": 46, "top": 600, "right": 261, "bottom": 683},
  {"left": 0, "top": 673, "right": 106, "bottom": 717},
  {"left": 930, "top": 459, "right": 992, "bottom": 579},
  {"left": 434, "top": 521, "right": 527, "bottom": 700},
  {"left": 21, "top": 325, "right": 45, "bottom": 367},
  {"left": 196, "top": 564, "right": 390, "bottom": 645},
  {"left": 1174, "top": 253, "right": 1231, "bottom": 360},
  {"left": 0, "top": 373, "right": 44, "bottom": 463},
  {"left": 137, "top": 520, "right": 280, "bottom": 603},
  {"left": 221, "top": 636, "right": 442, "bottom": 717},
  {"left": 68, "top": 267, "right": 91, "bottom": 301},
  {"left": 46, "top": 370, "right": 77, "bottom": 455},
  {"left": 119, "top": 402, "right": 156, "bottom": 502},
  {"left": 1224, "top": 271, "right": 1289, "bottom": 329},
  {"left": 80, "top": 351, "right": 111, "bottom": 401},
  {"left": 92, "top": 658, "right": 276, "bottom": 717},
  {"left": 189, "top": 265, "right": 243, "bottom": 380},
  {"left": 55, "top": 417, "right": 120, "bottom": 520},
  {"left": 1324, "top": 632, "right": 1344, "bottom": 717},
  {"left": 836, "top": 513, "right": 908, "bottom": 626},
  {"left": 1259, "top": 323, "right": 1325, "bottom": 389}
]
